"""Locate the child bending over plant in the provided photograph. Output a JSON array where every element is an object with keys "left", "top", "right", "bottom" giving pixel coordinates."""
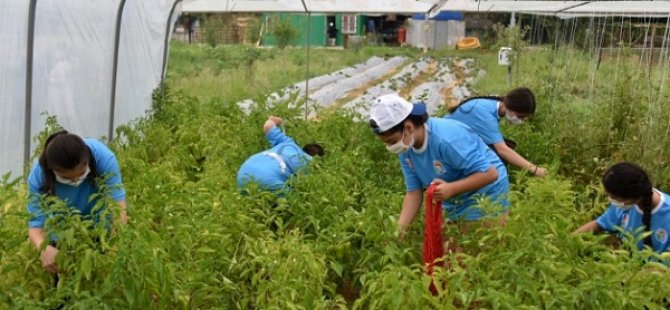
[
  {"left": 27, "top": 131, "right": 127, "bottom": 275},
  {"left": 368, "top": 94, "right": 510, "bottom": 242},
  {"left": 237, "top": 115, "right": 324, "bottom": 193},
  {"left": 444, "top": 87, "right": 547, "bottom": 177},
  {"left": 575, "top": 162, "right": 670, "bottom": 260}
]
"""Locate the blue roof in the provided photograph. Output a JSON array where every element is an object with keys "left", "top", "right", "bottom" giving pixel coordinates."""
[{"left": 412, "top": 11, "right": 464, "bottom": 21}]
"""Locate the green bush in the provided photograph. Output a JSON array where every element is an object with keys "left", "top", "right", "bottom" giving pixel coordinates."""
[{"left": 272, "top": 17, "right": 299, "bottom": 49}]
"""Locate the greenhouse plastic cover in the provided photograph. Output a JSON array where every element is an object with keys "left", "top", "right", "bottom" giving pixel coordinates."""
[
  {"left": 559, "top": 1, "right": 670, "bottom": 18},
  {"left": 183, "top": 0, "right": 434, "bottom": 14},
  {"left": 0, "top": 0, "right": 180, "bottom": 178},
  {"left": 438, "top": 0, "right": 670, "bottom": 18},
  {"left": 0, "top": 1, "right": 28, "bottom": 179},
  {"left": 438, "top": 0, "right": 588, "bottom": 14}
]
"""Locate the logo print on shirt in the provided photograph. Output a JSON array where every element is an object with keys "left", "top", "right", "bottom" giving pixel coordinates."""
[
  {"left": 655, "top": 228, "right": 668, "bottom": 244},
  {"left": 433, "top": 161, "right": 446, "bottom": 175},
  {"left": 405, "top": 158, "right": 414, "bottom": 170},
  {"left": 621, "top": 214, "right": 629, "bottom": 228}
]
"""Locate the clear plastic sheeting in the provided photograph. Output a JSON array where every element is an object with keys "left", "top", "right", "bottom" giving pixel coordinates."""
[
  {"left": 0, "top": 1, "right": 29, "bottom": 177},
  {"left": 438, "top": 0, "right": 670, "bottom": 18},
  {"left": 560, "top": 2, "right": 670, "bottom": 18},
  {"left": 305, "top": 0, "right": 433, "bottom": 14},
  {"left": 0, "top": 0, "right": 179, "bottom": 178},
  {"left": 32, "top": 0, "right": 118, "bottom": 148},
  {"left": 115, "top": 0, "right": 179, "bottom": 130},
  {"left": 184, "top": 0, "right": 305, "bottom": 13},
  {"left": 183, "top": 0, "right": 433, "bottom": 14},
  {"left": 439, "top": 0, "right": 587, "bottom": 15}
]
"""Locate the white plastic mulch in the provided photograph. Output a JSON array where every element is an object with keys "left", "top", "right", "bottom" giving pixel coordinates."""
[
  {"left": 343, "top": 57, "right": 432, "bottom": 117},
  {"left": 307, "top": 56, "right": 407, "bottom": 108},
  {"left": 235, "top": 56, "right": 481, "bottom": 120},
  {"left": 236, "top": 56, "right": 387, "bottom": 112}
]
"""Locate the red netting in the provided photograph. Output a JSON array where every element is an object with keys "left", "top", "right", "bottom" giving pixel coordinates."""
[{"left": 423, "top": 184, "right": 444, "bottom": 295}]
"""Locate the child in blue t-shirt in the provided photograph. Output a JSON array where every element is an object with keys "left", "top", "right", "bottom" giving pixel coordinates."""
[
  {"left": 237, "top": 116, "right": 324, "bottom": 192},
  {"left": 445, "top": 87, "right": 547, "bottom": 177},
  {"left": 575, "top": 162, "right": 670, "bottom": 258},
  {"left": 369, "top": 94, "right": 510, "bottom": 238},
  {"left": 26, "top": 131, "right": 127, "bottom": 274}
]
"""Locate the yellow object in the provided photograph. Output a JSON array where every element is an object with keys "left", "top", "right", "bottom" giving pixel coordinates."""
[{"left": 456, "top": 37, "right": 481, "bottom": 50}]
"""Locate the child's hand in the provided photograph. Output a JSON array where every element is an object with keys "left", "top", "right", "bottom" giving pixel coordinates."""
[
  {"left": 534, "top": 166, "right": 547, "bottom": 177},
  {"left": 40, "top": 245, "right": 59, "bottom": 274},
  {"left": 431, "top": 179, "right": 453, "bottom": 201},
  {"left": 396, "top": 223, "right": 409, "bottom": 241},
  {"left": 529, "top": 165, "right": 547, "bottom": 178},
  {"left": 269, "top": 116, "right": 283, "bottom": 126}
]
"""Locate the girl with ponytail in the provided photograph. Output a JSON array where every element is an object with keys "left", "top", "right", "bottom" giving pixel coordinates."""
[
  {"left": 575, "top": 162, "right": 670, "bottom": 256},
  {"left": 26, "top": 130, "right": 127, "bottom": 274},
  {"left": 445, "top": 87, "right": 547, "bottom": 177}
]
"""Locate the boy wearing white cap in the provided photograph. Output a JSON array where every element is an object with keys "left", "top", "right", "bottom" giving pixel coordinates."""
[{"left": 369, "top": 94, "right": 510, "bottom": 236}]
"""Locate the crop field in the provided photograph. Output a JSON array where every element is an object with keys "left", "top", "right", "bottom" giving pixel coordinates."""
[{"left": 2, "top": 41, "right": 670, "bottom": 309}]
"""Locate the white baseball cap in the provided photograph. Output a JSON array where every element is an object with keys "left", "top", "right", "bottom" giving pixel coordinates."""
[{"left": 369, "top": 94, "right": 426, "bottom": 134}]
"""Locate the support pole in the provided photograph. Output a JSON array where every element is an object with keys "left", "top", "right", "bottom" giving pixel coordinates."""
[
  {"left": 300, "top": 0, "right": 310, "bottom": 119},
  {"left": 108, "top": 0, "right": 128, "bottom": 140},
  {"left": 305, "top": 12, "right": 311, "bottom": 119},
  {"left": 160, "top": 0, "right": 183, "bottom": 106},
  {"left": 24, "top": 0, "right": 38, "bottom": 170},
  {"left": 649, "top": 25, "right": 656, "bottom": 80}
]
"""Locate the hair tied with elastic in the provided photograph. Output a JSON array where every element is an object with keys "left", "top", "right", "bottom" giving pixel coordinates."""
[{"left": 45, "top": 130, "right": 69, "bottom": 147}]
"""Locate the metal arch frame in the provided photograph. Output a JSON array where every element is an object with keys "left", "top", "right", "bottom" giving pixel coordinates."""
[
  {"left": 108, "top": 0, "right": 128, "bottom": 140},
  {"left": 23, "top": 0, "right": 38, "bottom": 170},
  {"left": 24, "top": 0, "right": 129, "bottom": 169},
  {"left": 160, "top": 0, "right": 183, "bottom": 92},
  {"left": 112, "top": 0, "right": 181, "bottom": 139},
  {"left": 20, "top": 0, "right": 196, "bottom": 170},
  {"left": 300, "top": 0, "right": 310, "bottom": 119}
]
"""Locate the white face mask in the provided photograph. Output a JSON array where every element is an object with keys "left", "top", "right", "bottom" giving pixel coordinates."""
[
  {"left": 505, "top": 112, "right": 524, "bottom": 125},
  {"left": 386, "top": 128, "right": 414, "bottom": 154},
  {"left": 55, "top": 166, "right": 90, "bottom": 187},
  {"left": 608, "top": 196, "right": 636, "bottom": 210}
]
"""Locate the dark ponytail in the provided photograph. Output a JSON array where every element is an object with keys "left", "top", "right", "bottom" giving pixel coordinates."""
[
  {"left": 602, "top": 162, "right": 654, "bottom": 247},
  {"left": 38, "top": 131, "right": 98, "bottom": 195},
  {"left": 640, "top": 192, "right": 654, "bottom": 248},
  {"left": 448, "top": 95, "right": 503, "bottom": 114},
  {"left": 449, "top": 87, "right": 535, "bottom": 116}
]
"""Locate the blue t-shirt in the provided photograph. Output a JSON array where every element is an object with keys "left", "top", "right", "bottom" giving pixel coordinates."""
[
  {"left": 237, "top": 126, "right": 312, "bottom": 191},
  {"left": 596, "top": 190, "right": 670, "bottom": 254},
  {"left": 445, "top": 98, "right": 504, "bottom": 145},
  {"left": 27, "top": 138, "right": 126, "bottom": 229},
  {"left": 399, "top": 118, "right": 510, "bottom": 221}
]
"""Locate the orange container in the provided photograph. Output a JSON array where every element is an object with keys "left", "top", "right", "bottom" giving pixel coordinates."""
[{"left": 456, "top": 37, "right": 481, "bottom": 50}]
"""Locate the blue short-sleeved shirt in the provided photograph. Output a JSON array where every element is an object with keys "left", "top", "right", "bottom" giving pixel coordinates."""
[
  {"left": 237, "top": 126, "right": 312, "bottom": 191},
  {"left": 444, "top": 98, "right": 504, "bottom": 145},
  {"left": 596, "top": 189, "right": 670, "bottom": 253},
  {"left": 27, "top": 138, "right": 126, "bottom": 229},
  {"left": 399, "top": 118, "right": 510, "bottom": 221}
]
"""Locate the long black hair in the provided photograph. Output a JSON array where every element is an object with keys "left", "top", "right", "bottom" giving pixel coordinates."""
[
  {"left": 38, "top": 131, "right": 98, "bottom": 195},
  {"left": 448, "top": 87, "right": 536, "bottom": 115},
  {"left": 602, "top": 162, "right": 654, "bottom": 247}
]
